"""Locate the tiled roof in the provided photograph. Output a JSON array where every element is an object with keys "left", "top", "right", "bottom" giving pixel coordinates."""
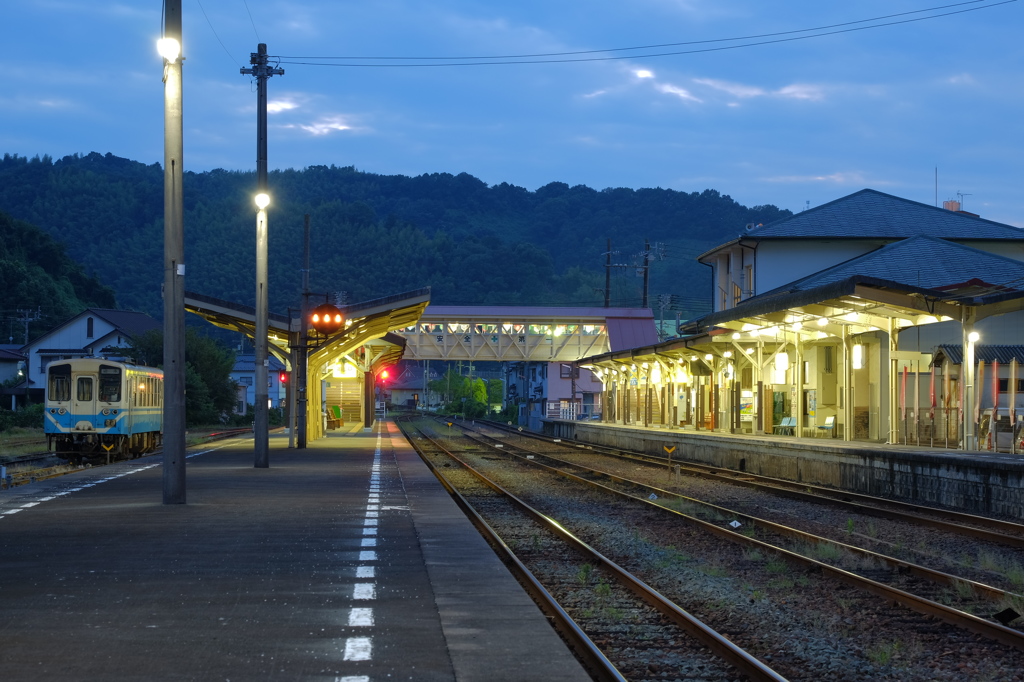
[
  {"left": 0, "top": 348, "right": 26, "bottom": 361},
  {"left": 90, "top": 309, "right": 161, "bottom": 338},
  {"left": 745, "top": 189, "right": 1024, "bottom": 240},
  {"left": 934, "top": 345, "right": 1024, "bottom": 366},
  {"left": 771, "top": 236, "right": 1024, "bottom": 296}
]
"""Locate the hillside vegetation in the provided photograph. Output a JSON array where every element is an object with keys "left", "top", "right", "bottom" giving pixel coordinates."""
[
  {"left": 0, "top": 152, "right": 790, "bottom": 321},
  {"left": 0, "top": 208, "right": 116, "bottom": 341}
]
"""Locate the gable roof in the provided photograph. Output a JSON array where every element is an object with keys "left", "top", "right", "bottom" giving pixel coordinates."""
[
  {"left": 744, "top": 189, "right": 1024, "bottom": 241},
  {"left": 767, "top": 236, "right": 1024, "bottom": 297},
  {"left": 88, "top": 309, "right": 162, "bottom": 338}
]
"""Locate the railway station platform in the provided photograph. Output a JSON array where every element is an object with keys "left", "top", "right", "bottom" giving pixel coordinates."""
[
  {"left": 0, "top": 422, "right": 590, "bottom": 682},
  {"left": 543, "top": 418, "right": 1024, "bottom": 518}
]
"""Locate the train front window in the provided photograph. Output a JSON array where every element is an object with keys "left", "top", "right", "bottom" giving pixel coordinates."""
[
  {"left": 49, "top": 364, "right": 71, "bottom": 402},
  {"left": 99, "top": 365, "right": 121, "bottom": 402},
  {"left": 76, "top": 377, "right": 93, "bottom": 402}
]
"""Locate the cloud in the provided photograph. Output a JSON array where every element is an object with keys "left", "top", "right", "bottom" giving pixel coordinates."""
[
  {"left": 268, "top": 99, "right": 300, "bottom": 114},
  {"left": 946, "top": 73, "right": 977, "bottom": 86},
  {"left": 761, "top": 171, "right": 894, "bottom": 186},
  {"left": 775, "top": 84, "right": 823, "bottom": 101},
  {"left": 657, "top": 83, "right": 702, "bottom": 103},
  {"left": 284, "top": 116, "right": 354, "bottom": 136},
  {"left": 634, "top": 69, "right": 655, "bottom": 79},
  {"left": 694, "top": 78, "right": 823, "bottom": 102},
  {"left": 693, "top": 78, "right": 764, "bottom": 98}
]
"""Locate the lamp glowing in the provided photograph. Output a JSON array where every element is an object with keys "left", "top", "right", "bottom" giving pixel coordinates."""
[
  {"left": 255, "top": 193, "right": 270, "bottom": 210},
  {"left": 157, "top": 37, "right": 181, "bottom": 63},
  {"left": 968, "top": 331, "right": 980, "bottom": 343}
]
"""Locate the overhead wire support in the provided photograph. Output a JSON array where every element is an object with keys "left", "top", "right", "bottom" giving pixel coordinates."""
[{"left": 241, "top": 44, "right": 284, "bottom": 469}]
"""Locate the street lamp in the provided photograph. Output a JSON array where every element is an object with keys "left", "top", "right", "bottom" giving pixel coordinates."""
[
  {"left": 254, "top": 192, "right": 270, "bottom": 468},
  {"left": 160, "top": 0, "right": 186, "bottom": 504}
]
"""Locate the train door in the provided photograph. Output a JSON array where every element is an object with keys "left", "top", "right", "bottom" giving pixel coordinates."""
[{"left": 72, "top": 370, "right": 97, "bottom": 423}]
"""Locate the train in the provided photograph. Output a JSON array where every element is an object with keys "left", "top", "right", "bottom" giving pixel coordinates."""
[{"left": 44, "top": 358, "right": 163, "bottom": 463}]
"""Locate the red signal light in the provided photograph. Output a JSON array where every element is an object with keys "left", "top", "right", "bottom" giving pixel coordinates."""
[
  {"left": 380, "top": 369, "right": 389, "bottom": 380},
  {"left": 279, "top": 371, "right": 288, "bottom": 383}
]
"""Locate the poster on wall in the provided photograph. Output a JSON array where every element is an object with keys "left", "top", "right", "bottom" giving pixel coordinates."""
[
  {"left": 740, "top": 390, "right": 755, "bottom": 422},
  {"left": 806, "top": 389, "right": 817, "bottom": 417}
]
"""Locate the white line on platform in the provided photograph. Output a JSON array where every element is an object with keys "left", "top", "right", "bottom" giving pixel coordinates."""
[
  {"left": 348, "top": 607, "right": 374, "bottom": 627},
  {"left": 343, "top": 637, "right": 372, "bottom": 661},
  {"left": 360, "top": 538, "right": 376, "bottom": 547},
  {"left": 358, "top": 551, "right": 376, "bottom": 562},
  {"left": 356, "top": 566, "right": 374, "bottom": 578},
  {"left": 353, "top": 583, "right": 376, "bottom": 600}
]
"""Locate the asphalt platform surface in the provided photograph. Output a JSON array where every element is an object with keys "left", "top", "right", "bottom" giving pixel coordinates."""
[{"left": 0, "top": 421, "right": 591, "bottom": 682}]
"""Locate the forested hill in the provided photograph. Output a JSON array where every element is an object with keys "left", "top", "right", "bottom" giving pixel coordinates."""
[
  {"left": 0, "top": 209, "right": 116, "bottom": 342},
  {"left": 0, "top": 152, "right": 790, "bottom": 320}
]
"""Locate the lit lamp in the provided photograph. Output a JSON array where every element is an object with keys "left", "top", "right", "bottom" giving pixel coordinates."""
[
  {"left": 157, "top": 37, "right": 180, "bottom": 63},
  {"left": 255, "top": 192, "right": 270, "bottom": 210}
]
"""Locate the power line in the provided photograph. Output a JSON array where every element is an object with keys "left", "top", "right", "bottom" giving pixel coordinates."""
[
  {"left": 196, "top": 0, "right": 244, "bottom": 69},
  {"left": 242, "top": 0, "right": 261, "bottom": 43},
  {"left": 275, "top": 0, "right": 1014, "bottom": 67}
]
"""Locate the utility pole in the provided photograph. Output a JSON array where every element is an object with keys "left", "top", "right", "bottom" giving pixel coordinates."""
[
  {"left": 297, "top": 214, "right": 310, "bottom": 448},
  {"left": 14, "top": 308, "right": 41, "bottom": 344},
  {"left": 241, "top": 44, "right": 284, "bottom": 469},
  {"left": 159, "top": 0, "right": 186, "bottom": 504},
  {"left": 642, "top": 239, "right": 651, "bottom": 308},
  {"left": 604, "top": 239, "right": 612, "bottom": 308}
]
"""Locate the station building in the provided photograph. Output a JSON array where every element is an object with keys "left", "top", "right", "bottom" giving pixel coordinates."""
[{"left": 579, "top": 189, "right": 1024, "bottom": 452}]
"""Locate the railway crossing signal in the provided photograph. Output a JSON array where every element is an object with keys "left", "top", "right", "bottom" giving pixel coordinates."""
[{"left": 310, "top": 303, "right": 344, "bottom": 336}]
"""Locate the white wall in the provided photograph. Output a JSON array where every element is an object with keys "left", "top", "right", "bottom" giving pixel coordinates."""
[{"left": 755, "top": 240, "right": 882, "bottom": 294}]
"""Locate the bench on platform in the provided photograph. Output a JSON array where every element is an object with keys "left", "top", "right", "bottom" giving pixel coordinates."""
[
  {"left": 817, "top": 415, "right": 835, "bottom": 437},
  {"left": 773, "top": 416, "right": 795, "bottom": 435}
]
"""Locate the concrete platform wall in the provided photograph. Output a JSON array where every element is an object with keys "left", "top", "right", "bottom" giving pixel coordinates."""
[{"left": 542, "top": 420, "right": 1024, "bottom": 518}]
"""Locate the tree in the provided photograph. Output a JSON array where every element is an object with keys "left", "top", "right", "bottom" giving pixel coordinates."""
[{"left": 127, "top": 327, "right": 238, "bottom": 426}]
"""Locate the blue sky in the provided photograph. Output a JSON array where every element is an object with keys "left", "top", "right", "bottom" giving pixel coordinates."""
[{"left": 2, "top": 1, "right": 1022, "bottom": 224}]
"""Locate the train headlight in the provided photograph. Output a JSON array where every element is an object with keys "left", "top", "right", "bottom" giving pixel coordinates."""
[
  {"left": 102, "top": 408, "right": 111, "bottom": 416},
  {"left": 57, "top": 408, "right": 67, "bottom": 415}
]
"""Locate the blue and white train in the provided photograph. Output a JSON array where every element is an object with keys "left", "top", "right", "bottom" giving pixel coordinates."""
[{"left": 45, "top": 358, "right": 163, "bottom": 462}]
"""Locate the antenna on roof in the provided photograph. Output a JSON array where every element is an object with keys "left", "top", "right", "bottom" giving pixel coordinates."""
[
  {"left": 956, "top": 191, "right": 972, "bottom": 211},
  {"left": 804, "top": 200, "right": 810, "bottom": 211}
]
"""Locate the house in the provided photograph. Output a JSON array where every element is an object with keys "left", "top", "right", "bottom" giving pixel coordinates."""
[
  {"left": 0, "top": 346, "right": 27, "bottom": 409},
  {"left": 386, "top": 361, "right": 440, "bottom": 409},
  {"left": 19, "top": 309, "right": 161, "bottom": 403},
  {"left": 230, "top": 351, "right": 287, "bottom": 414},
  {"left": 583, "top": 188, "right": 1024, "bottom": 449},
  {"left": 699, "top": 189, "right": 1024, "bottom": 313}
]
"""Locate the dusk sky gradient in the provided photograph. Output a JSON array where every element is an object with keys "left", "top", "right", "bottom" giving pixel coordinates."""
[{"left": 3, "top": 0, "right": 1022, "bottom": 224}]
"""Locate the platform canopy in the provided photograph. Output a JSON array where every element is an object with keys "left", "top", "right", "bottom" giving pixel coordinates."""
[{"left": 185, "top": 288, "right": 430, "bottom": 439}]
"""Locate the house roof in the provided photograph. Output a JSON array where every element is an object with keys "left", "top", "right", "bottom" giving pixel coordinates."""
[
  {"left": 763, "top": 236, "right": 1024, "bottom": 298},
  {"left": 88, "top": 309, "right": 162, "bottom": 338},
  {"left": 0, "top": 348, "right": 26, "bottom": 362},
  {"left": 934, "top": 345, "right": 1024, "bottom": 366},
  {"left": 744, "top": 189, "right": 1024, "bottom": 241}
]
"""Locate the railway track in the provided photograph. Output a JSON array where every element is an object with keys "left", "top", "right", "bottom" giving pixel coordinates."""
[
  {"left": 475, "top": 418, "right": 1024, "bottom": 547},
  {"left": 399, "top": 417, "right": 787, "bottom": 682},
  {"left": 412, "top": 416, "right": 1024, "bottom": 680}
]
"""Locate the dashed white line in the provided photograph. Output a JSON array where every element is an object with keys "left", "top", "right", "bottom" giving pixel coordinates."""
[
  {"left": 343, "top": 637, "right": 372, "bottom": 661},
  {"left": 348, "top": 608, "right": 374, "bottom": 627}
]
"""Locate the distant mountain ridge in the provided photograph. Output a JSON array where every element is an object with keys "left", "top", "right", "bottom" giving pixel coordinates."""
[{"left": 0, "top": 152, "right": 790, "bottom": 320}]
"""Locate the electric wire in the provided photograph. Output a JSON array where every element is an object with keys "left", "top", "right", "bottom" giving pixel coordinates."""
[
  {"left": 242, "top": 0, "right": 261, "bottom": 43},
  {"left": 195, "top": 0, "right": 244, "bottom": 69},
  {"left": 275, "top": 0, "right": 1015, "bottom": 67}
]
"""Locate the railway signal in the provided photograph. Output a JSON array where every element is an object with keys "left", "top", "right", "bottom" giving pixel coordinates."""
[{"left": 310, "top": 303, "right": 344, "bottom": 336}]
